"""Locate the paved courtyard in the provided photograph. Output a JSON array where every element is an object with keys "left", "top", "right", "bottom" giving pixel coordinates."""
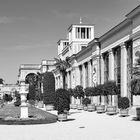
[{"left": 0, "top": 109, "right": 140, "bottom": 140}]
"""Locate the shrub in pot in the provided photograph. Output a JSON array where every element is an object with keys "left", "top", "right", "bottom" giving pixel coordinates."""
[
  {"left": 104, "top": 81, "right": 119, "bottom": 115},
  {"left": 95, "top": 84, "right": 106, "bottom": 113},
  {"left": 118, "top": 97, "right": 130, "bottom": 117},
  {"left": 74, "top": 85, "right": 84, "bottom": 110},
  {"left": 43, "top": 72, "right": 55, "bottom": 111},
  {"left": 55, "top": 88, "right": 70, "bottom": 121},
  {"left": 82, "top": 98, "right": 91, "bottom": 111},
  {"left": 68, "top": 88, "right": 76, "bottom": 109},
  {"left": 130, "top": 78, "right": 140, "bottom": 119},
  {"left": 35, "top": 91, "right": 44, "bottom": 108}
]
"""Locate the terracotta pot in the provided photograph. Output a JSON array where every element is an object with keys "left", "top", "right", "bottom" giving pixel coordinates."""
[
  {"left": 45, "top": 104, "right": 54, "bottom": 111},
  {"left": 83, "top": 106, "right": 88, "bottom": 111},
  {"left": 70, "top": 104, "right": 77, "bottom": 109},
  {"left": 38, "top": 101, "right": 44, "bottom": 108},
  {"left": 119, "top": 109, "right": 129, "bottom": 117},
  {"left": 96, "top": 105, "right": 106, "bottom": 113},
  {"left": 106, "top": 105, "right": 117, "bottom": 115},
  {"left": 77, "top": 104, "right": 83, "bottom": 110},
  {"left": 58, "top": 114, "right": 67, "bottom": 121},
  {"left": 87, "top": 104, "right": 96, "bottom": 112}
]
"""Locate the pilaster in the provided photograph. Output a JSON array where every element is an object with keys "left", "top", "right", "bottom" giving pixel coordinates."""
[
  {"left": 82, "top": 63, "right": 86, "bottom": 88},
  {"left": 101, "top": 54, "right": 104, "bottom": 84},
  {"left": 88, "top": 60, "right": 92, "bottom": 87}
]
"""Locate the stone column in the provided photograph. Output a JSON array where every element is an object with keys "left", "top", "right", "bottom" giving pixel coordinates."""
[
  {"left": 75, "top": 66, "right": 80, "bottom": 86},
  {"left": 121, "top": 43, "right": 127, "bottom": 97},
  {"left": 96, "top": 56, "right": 100, "bottom": 85},
  {"left": 82, "top": 63, "right": 86, "bottom": 88},
  {"left": 88, "top": 60, "right": 92, "bottom": 87},
  {"left": 108, "top": 49, "right": 115, "bottom": 105},
  {"left": 20, "top": 81, "right": 29, "bottom": 119},
  {"left": 108, "top": 49, "right": 115, "bottom": 80},
  {"left": 101, "top": 54, "right": 104, "bottom": 84}
]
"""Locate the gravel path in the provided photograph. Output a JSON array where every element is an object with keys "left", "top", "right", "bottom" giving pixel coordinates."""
[{"left": 0, "top": 109, "right": 140, "bottom": 140}]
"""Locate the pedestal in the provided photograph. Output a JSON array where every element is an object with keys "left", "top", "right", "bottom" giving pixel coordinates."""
[{"left": 19, "top": 81, "right": 29, "bottom": 119}]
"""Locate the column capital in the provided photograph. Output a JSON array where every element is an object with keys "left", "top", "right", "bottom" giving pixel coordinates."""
[
  {"left": 108, "top": 49, "right": 114, "bottom": 54},
  {"left": 120, "top": 42, "right": 126, "bottom": 49}
]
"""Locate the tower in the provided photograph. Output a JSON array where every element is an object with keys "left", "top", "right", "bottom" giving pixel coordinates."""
[{"left": 68, "top": 23, "right": 94, "bottom": 56}]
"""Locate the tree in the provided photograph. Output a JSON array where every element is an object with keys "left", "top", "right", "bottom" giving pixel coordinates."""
[
  {"left": 55, "top": 88, "right": 70, "bottom": 114},
  {"left": 35, "top": 72, "right": 43, "bottom": 101},
  {"left": 14, "top": 91, "right": 21, "bottom": 106},
  {"left": 43, "top": 72, "right": 55, "bottom": 105},
  {"left": 54, "top": 57, "right": 71, "bottom": 89},
  {"left": 74, "top": 85, "right": 84, "bottom": 104},
  {"left": 0, "top": 78, "right": 4, "bottom": 84}
]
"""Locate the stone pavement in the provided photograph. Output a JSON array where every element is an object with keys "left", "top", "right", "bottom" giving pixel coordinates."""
[{"left": 0, "top": 109, "right": 140, "bottom": 140}]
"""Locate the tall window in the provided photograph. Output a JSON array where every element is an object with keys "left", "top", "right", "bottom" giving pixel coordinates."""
[
  {"left": 81, "top": 28, "right": 85, "bottom": 39},
  {"left": 69, "top": 71, "right": 71, "bottom": 88},
  {"left": 104, "top": 52, "right": 109, "bottom": 82},
  {"left": 114, "top": 47, "right": 121, "bottom": 91},
  {"left": 85, "top": 63, "right": 88, "bottom": 87}
]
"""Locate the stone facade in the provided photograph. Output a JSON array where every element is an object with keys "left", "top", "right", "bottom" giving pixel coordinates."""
[
  {"left": 18, "top": 60, "right": 56, "bottom": 82},
  {"left": 54, "top": 5, "right": 140, "bottom": 105}
]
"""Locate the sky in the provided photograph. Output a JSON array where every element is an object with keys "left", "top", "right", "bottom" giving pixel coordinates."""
[{"left": 0, "top": 0, "right": 139, "bottom": 84}]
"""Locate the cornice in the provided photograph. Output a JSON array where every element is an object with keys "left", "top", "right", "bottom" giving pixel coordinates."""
[{"left": 99, "top": 19, "right": 131, "bottom": 43}]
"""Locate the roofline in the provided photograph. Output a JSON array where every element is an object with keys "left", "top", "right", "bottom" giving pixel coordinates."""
[
  {"left": 68, "top": 24, "right": 95, "bottom": 31},
  {"left": 125, "top": 5, "right": 140, "bottom": 18},
  {"left": 99, "top": 18, "right": 131, "bottom": 42},
  {"left": 57, "top": 39, "right": 69, "bottom": 44}
]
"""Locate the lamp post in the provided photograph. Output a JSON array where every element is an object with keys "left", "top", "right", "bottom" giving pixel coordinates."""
[{"left": 19, "top": 81, "right": 29, "bottom": 119}]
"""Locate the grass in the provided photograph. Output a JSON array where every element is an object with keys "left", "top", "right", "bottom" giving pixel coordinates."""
[{"left": 0, "top": 104, "right": 57, "bottom": 125}]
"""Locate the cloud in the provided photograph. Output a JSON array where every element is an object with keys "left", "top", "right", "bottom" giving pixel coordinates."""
[
  {"left": 0, "top": 16, "right": 12, "bottom": 24},
  {"left": 0, "top": 16, "right": 27, "bottom": 24},
  {"left": 1, "top": 40, "right": 55, "bottom": 51},
  {"left": 51, "top": 9, "right": 79, "bottom": 19}
]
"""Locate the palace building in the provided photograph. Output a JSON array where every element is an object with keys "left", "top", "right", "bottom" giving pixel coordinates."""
[{"left": 54, "top": 5, "right": 140, "bottom": 105}]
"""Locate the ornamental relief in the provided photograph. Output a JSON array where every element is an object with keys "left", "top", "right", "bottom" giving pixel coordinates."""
[
  {"left": 133, "top": 38, "right": 140, "bottom": 48},
  {"left": 92, "top": 64, "right": 97, "bottom": 87},
  {"left": 133, "top": 46, "right": 140, "bottom": 65}
]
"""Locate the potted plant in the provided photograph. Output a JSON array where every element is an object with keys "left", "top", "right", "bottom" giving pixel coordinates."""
[
  {"left": 85, "top": 87, "right": 96, "bottom": 111},
  {"left": 118, "top": 97, "right": 130, "bottom": 117},
  {"left": 36, "top": 92, "right": 44, "bottom": 108},
  {"left": 104, "top": 81, "right": 119, "bottom": 115},
  {"left": 95, "top": 84, "right": 106, "bottom": 113},
  {"left": 82, "top": 98, "right": 91, "bottom": 111},
  {"left": 68, "top": 88, "right": 77, "bottom": 109},
  {"left": 74, "top": 85, "right": 84, "bottom": 110},
  {"left": 55, "top": 88, "right": 70, "bottom": 121},
  {"left": 130, "top": 78, "right": 140, "bottom": 119}
]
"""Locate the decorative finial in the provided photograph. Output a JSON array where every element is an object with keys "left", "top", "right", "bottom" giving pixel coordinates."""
[{"left": 80, "top": 17, "right": 82, "bottom": 24}]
